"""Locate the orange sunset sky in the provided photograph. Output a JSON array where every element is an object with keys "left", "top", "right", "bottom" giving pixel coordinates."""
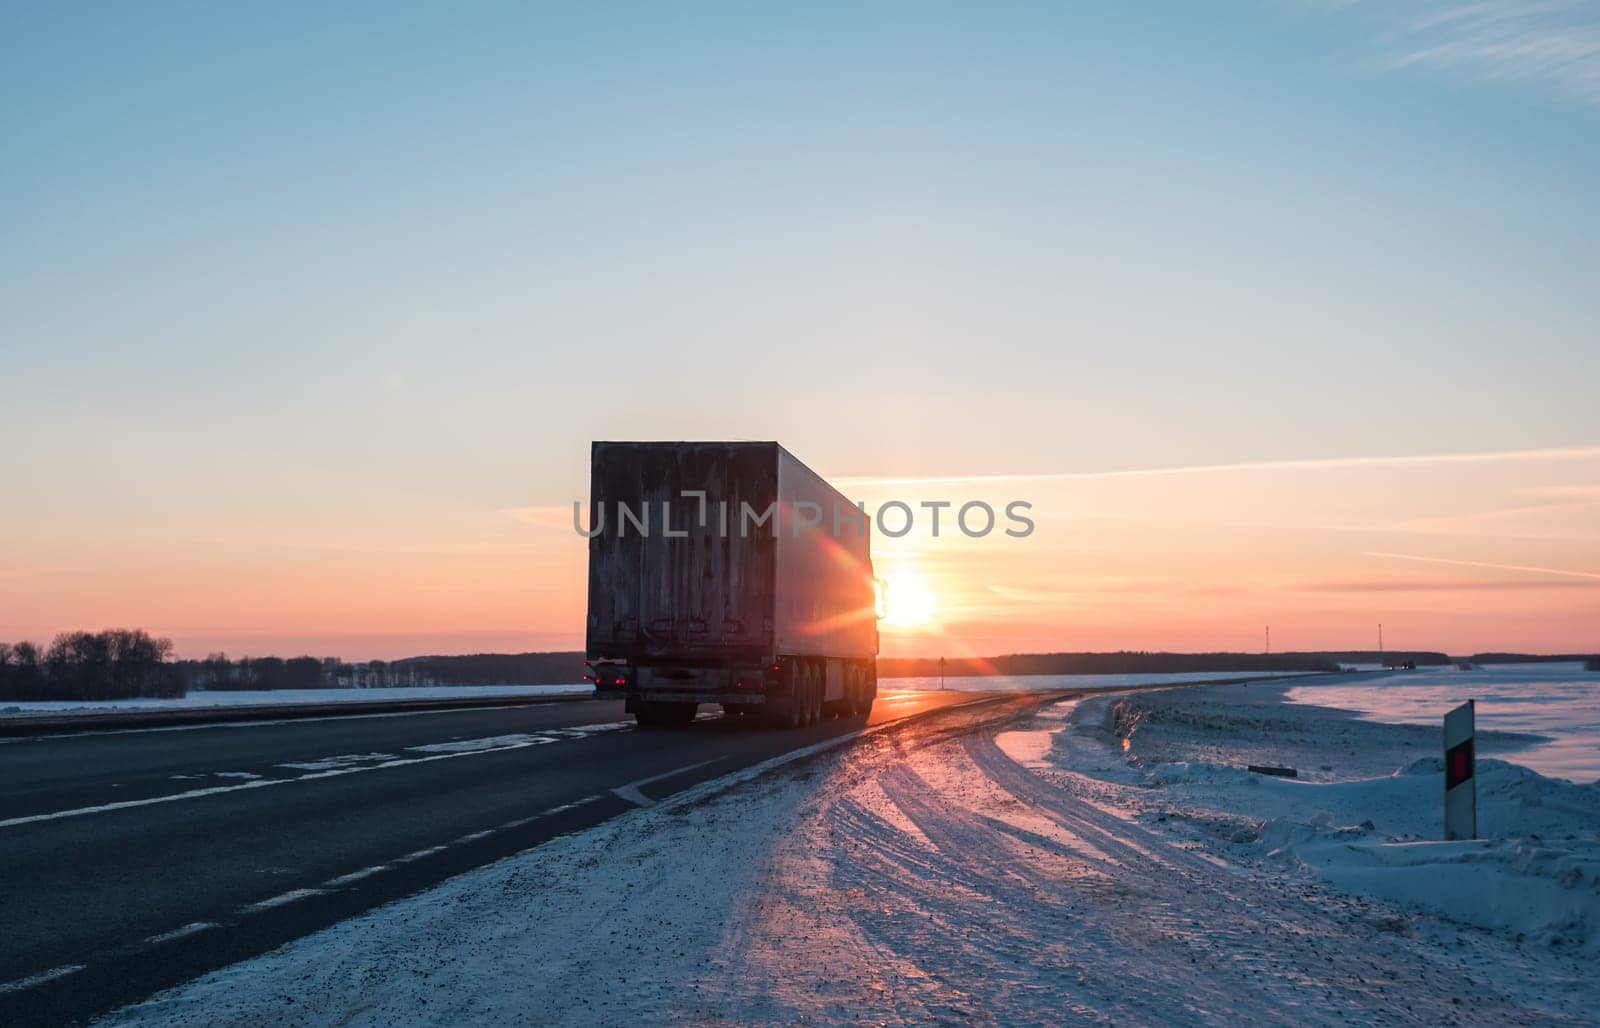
[
  {"left": 4, "top": 444, "right": 1597, "bottom": 660},
  {"left": 4, "top": 6, "right": 1598, "bottom": 661}
]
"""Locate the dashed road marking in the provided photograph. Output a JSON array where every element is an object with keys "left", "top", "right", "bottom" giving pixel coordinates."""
[
  {"left": 145, "top": 921, "right": 223, "bottom": 945},
  {"left": 0, "top": 723, "right": 632, "bottom": 831},
  {"left": 393, "top": 845, "right": 449, "bottom": 865},
  {"left": 321, "top": 865, "right": 391, "bottom": 887},
  {"left": 239, "top": 888, "right": 329, "bottom": 914},
  {"left": 0, "top": 964, "right": 86, "bottom": 995}
]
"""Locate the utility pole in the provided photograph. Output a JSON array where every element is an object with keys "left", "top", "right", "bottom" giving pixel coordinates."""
[
  {"left": 939, "top": 655, "right": 946, "bottom": 690},
  {"left": 1265, "top": 625, "right": 1270, "bottom": 655},
  {"left": 1378, "top": 623, "right": 1384, "bottom": 665}
]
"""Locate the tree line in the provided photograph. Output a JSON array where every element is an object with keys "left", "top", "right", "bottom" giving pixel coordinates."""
[
  {"left": 0, "top": 630, "right": 183, "bottom": 701},
  {"left": 180, "top": 651, "right": 591, "bottom": 690},
  {"left": 0, "top": 641, "right": 594, "bottom": 701}
]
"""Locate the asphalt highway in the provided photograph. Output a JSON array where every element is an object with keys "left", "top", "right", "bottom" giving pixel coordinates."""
[{"left": 0, "top": 689, "right": 1048, "bottom": 1025}]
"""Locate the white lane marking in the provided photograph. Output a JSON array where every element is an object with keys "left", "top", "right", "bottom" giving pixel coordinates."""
[
  {"left": 611, "top": 758, "right": 722, "bottom": 808},
  {"left": 409, "top": 734, "right": 558, "bottom": 754},
  {"left": 145, "top": 921, "right": 222, "bottom": 945},
  {"left": 454, "top": 829, "right": 495, "bottom": 844},
  {"left": 0, "top": 963, "right": 86, "bottom": 995},
  {"left": 393, "top": 845, "right": 448, "bottom": 864},
  {"left": 0, "top": 723, "right": 631, "bottom": 831},
  {"left": 240, "top": 888, "right": 329, "bottom": 913},
  {"left": 322, "top": 865, "right": 391, "bottom": 887},
  {"left": 278, "top": 752, "right": 397, "bottom": 771},
  {"left": 501, "top": 792, "right": 611, "bottom": 831}
]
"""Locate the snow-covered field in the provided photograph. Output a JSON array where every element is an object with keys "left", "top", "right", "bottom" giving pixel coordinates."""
[
  {"left": 1285, "top": 663, "right": 1600, "bottom": 783},
  {"left": 110, "top": 676, "right": 1598, "bottom": 1025},
  {"left": 0, "top": 684, "right": 590, "bottom": 717}
]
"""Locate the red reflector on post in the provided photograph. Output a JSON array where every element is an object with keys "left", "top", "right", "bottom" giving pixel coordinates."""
[{"left": 1446, "top": 741, "right": 1473, "bottom": 788}]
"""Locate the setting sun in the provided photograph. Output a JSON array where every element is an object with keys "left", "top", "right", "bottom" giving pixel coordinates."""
[{"left": 881, "top": 573, "right": 938, "bottom": 629}]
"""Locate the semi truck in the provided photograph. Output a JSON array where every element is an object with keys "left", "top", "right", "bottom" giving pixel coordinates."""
[{"left": 585, "top": 441, "right": 879, "bottom": 728}]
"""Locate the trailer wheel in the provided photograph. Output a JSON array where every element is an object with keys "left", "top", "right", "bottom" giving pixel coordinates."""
[
  {"left": 794, "top": 662, "right": 812, "bottom": 728},
  {"left": 796, "top": 662, "right": 812, "bottom": 727},
  {"left": 835, "top": 666, "right": 856, "bottom": 719},
  {"left": 849, "top": 661, "right": 873, "bottom": 721}
]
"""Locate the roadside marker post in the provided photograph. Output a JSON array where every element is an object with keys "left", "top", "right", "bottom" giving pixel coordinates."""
[{"left": 1443, "top": 699, "right": 1476, "bottom": 840}]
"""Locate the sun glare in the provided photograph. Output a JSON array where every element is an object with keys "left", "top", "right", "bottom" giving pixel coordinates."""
[{"left": 882, "top": 573, "right": 937, "bottom": 628}]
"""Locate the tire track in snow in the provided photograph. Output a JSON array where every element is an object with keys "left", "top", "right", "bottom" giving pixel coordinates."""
[{"left": 958, "top": 726, "right": 1539, "bottom": 1023}]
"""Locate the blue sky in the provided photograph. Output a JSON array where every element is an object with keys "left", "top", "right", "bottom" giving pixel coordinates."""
[{"left": 3, "top": 2, "right": 1597, "bottom": 655}]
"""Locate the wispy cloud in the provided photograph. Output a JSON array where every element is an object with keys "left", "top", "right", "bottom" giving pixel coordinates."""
[
  {"left": 834, "top": 443, "right": 1600, "bottom": 487},
  {"left": 504, "top": 505, "right": 573, "bottom": 531},
  {"left": 1362, "top": 550, "right": 1600, "bottom": 580},
  {"left": 1293, "top": 575, "right": 1595, "bottom": 591},
  {"left": 1356, "top": 1, "right": 1600, "bottom": 106}
]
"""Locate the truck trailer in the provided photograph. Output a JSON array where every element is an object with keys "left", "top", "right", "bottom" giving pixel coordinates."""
[{"left": 585, "top": 441, "right": 879, "bottom": 728}]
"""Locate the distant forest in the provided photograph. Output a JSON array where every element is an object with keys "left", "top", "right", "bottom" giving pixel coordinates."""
[
  {"left": 0, "top": 630, "right": 183, "bottom": 702},
  {"left": 6, "top": 632, "right": 1594, "bottom": 702},
  {"left": 177, "top": 651, "right": 591, "bottom": 693},
  {"left": 1469, "top": 653, "right": 1600, "bottom": 665},
  {"left": 0, "top": 640, "right": 592, "bottom": 702}
]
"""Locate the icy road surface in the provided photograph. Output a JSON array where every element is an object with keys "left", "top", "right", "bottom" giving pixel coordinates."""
[{"left": 111, "top": 679, "right": 1596, "bottom": 1025}]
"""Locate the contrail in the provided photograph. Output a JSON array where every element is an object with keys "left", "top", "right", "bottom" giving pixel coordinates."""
[
  {"left": 1362, "top": 551, "right": 1600, "bottom": 582},
  {"left": 833, "top": 444, "right": 1600, "bottom": 487}
]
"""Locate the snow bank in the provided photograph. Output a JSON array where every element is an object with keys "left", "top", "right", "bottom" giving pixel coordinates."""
[{"left": 1067, "top": 682, "right": 1600, "bottom": 954}]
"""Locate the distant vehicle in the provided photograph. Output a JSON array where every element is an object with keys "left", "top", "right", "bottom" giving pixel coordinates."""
[{"left": 584, "top": 441, "right": 879, "bottom": 728}]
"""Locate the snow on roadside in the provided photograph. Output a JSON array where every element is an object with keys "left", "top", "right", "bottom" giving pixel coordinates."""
[
  {"left": 0, "top": 684, "right": 589, "bottom": 717},
  {"left": 1064, "top": 682, "right": 1600, "bottom": 958}
]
